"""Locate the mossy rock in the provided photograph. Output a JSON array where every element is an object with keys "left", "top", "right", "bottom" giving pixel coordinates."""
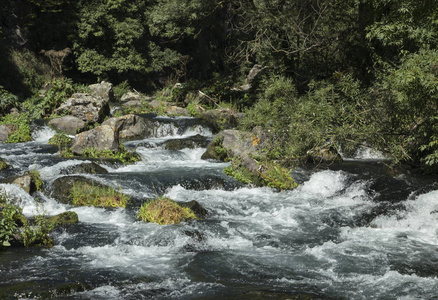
[
  {"left": 137, "top": 197, "right": 200, "bottom": 225},
  {"left": 51, "top": 176, "right": 129, "bottom": 208},
  {"left": 0, "top": 157, "right": 10, "bottom": 170},
  {"left": 48, "top": 211, "right": 79, "bottom": 227},
  {"left": 2, "top": 172, "right": 41, "bottom": 194},
  {"left": 59, "top": 162, "right": 109, "bottom": 175},
  {"left": 178, "top": 200, "right": 208, "bottom": 219}
]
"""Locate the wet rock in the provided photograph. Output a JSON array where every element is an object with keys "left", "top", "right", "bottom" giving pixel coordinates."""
[
  {"left": 71, "top": 125, "right": 119, "bottom": 155},
  {"left": 200, "top": 108, "right": 239, "bottom": 132},
  {"left": 178, "top": 200, "right": 208, "bottom": 219},
  {"left": 59, "top": 162, "right": 108, "bottom": 175},
  {"left": 48, "top": 211, "right": 79, "bottom": 226},
  {"left": 3, "top": 174, "right": 36, "bottom": 194},
  {"left": 48, "top": 115, "right": 86, "bottom": 135},
  {"left": 50, "top": 176, "right": 104, "bottom": 204},
  {"left": 89, "top": 81, "right": 114, "bottom": 103},
  {"left": 163, "top": 135, "right": 209, "bottom": 150},
  {"left": 102, "top": 114, "right": 146, "bottom": 140},
  {"left": 54, "top": 93, "right": 110, "bottom": 124}
]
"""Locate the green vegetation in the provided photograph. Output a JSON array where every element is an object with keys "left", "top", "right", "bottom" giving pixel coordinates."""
[
  {"left": 0, "top": 113, "right": 32, "bottom": 143},
  {"left": 28, "top": 169, "right": 43, "bottom": 191},
  {"left": 0, "top": 0, "right": 437, "bottom": 171},
  {"left": 81, "top": 144, "right": 141, "bottom": 164},
  {"left": 49, "top": 132, "right": 72, "bottom": 153},
  {"left": 137, "top": 196, "right": 197, "bottom": 225},
  {"left": 0, "top": 192, "right": 53, "bottom": 248},
  {"left": 70, "top": 182, "right": 129, "bottom": 208}
]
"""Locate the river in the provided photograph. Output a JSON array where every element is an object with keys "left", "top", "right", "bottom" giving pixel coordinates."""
[{"left": 0, "top": 115, "right": 438, "bottom": 299}]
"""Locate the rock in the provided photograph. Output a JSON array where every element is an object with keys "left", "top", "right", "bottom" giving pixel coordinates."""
[
  {"left": 89, "top": 81, "right": 114, "bottom": 103},
  {"left": 121, "top": 100, "right": 142, "bottom": 108},
  {"left": 163, "top": 135, "right": 209, "bottom": 150},
  {"left": 166, "top": 106, "right": 188, "bottom": 116},
  {"left": 0, "top": 125, "right": 13, "bottom": 141},
  {"left": 59, "top": 162, "right": 108, "bottom": 175},
  {"left": 200, "top": 109, "right": 239, "bottom": 132},
  {"left": 50, "top": 176, "right": 103, "bottom": 204},
  {"left": 120, "top": 91, "right": 144, "bottom": 103},
  {"left": 71, "top": 125, "right": 119, "bottom": 155},
  {"left": 307, "top": 145, "right": 342, "bottom": 163},
  {"left": 178, "top": 200, "right": 208, "bottom": 219},
  {"left": 48, "top": 211, "right": 79, "bottom": 227},
  {"left": 3, "top": 174, "right": 35, "bottom": 194},
  {"left": 48, "top": 116, "right": 86, "bottom": 135},
  {"left": 148, "top": 100, "right": 166, "bottom": 110},
  {"left": 102, "top": 114, "right": 146, "bottom": 140},
  {"left": 54, "top": 93, "right": 110, "bottom": 124}
]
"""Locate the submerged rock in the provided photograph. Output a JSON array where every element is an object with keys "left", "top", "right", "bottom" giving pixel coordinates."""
[
  {"left": 178, "top": 200, "right": 208, "bottom": 219},
  {"left": 72, "top": 125, "right": 119, "bottom": 155},
  {"left": 48, "top": 115, "right": 86, "bottom": 135},
  {"left": 59, "top": 162, "right": 108, "bottom": 175}
]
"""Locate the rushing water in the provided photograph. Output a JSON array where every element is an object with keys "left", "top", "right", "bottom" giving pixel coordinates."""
[{"left": 1, "top": 115, "right": 438, "bottom": 299}]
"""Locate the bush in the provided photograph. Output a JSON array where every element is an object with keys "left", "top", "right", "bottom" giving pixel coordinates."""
[
  {"left": 49, "top": 133, "right": 72, "bottom": 153},
  {"left": 137, "top": 197, "right": 196, "bottom": 225},
  {"left": 0, "top": 86, "right": 18, "bottom": 115},
  {"left": 81, "top": 144, "right": 141, "bottom": 164},
  {"left": 0, "top": 113, "right": 32, "bottom": 143},
  {"left": 70, "top": 182, "right": 129, "bottom": 208},
  {"left": 113, "top": 80, "right": 131, "bottom": 101}
]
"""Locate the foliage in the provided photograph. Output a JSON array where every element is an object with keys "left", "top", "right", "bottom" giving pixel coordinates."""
[
  {"left": 0, "top": 158, "right": 9, "bottom": 170},
  {"left": 0, "top": 193, "right": 53, "bottom": 248},
  {"left": 0, "top": 113, "right": 32, "bottom": 143},
  {"left": 49, "top": 133, "right": 72, "bottom": 153},
  {"left": 0, "top": 194, "right": 20, "bottom": 247},
  {"left": 259, "top": 162, "right": 298, "bottom": 191},
  {"left": 70, "top": 182, "right": 129, "bottom": 208},
  {"left": 28, "top": 169, "right": 43, "bottom": 192},
  {"left": 224, "top": 162, "right": 255, "bottom": 185},
  {"left": 81, "top": 144, "right": 141, "bottom": 164},
  {"left": 0, "top": 86, "right": 18, "bottom": 115},
  {"left": 21, "top": 206, "right": 54, "bottom": 248},
  {"left": 137, "top": 196, "right": 196, "bottom": 225},
  {"left": 23, "top": 78, "right": 78, "bottom": 119},
  {"left": 113, "top": 80, "right": 131, "bottom": 101},
  {"left": 186, "top": 103, "right": 199, "bottom": 117}
]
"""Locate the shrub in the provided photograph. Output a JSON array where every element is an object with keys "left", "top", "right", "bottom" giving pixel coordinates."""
[
  {"left": 0, "top": 86, "right": 18, "bottom": 115},
  {"left": 48, "top": 133, "right": 72, "bottom": 153},
  {"left": 137, "top": 197, "right": 196, "bottom": 225},
  {"left": 70, "top": 182, "right": 129, "bottom": 208},
  {"left": 113, "top": 80, "right": 130, "bottom": 101},
  {"left": 0, "top": 113, "right": 32, "bottom": 143}
]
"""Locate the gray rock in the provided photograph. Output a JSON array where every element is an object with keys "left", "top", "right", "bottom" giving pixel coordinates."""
[
  {"left": 48, "top": 116, "right": 86, "bottom": 135},
  {"left": 120, "top": 91, "right": 144, "bottom": 103},
  {"left": 102, "top": 114, "right": 146, "bottom": 140},
  {"left": 89, "top": 81, "right": 114, "bottom": 102},
  {"left": 3, "top": 174, "right": 35, "bottom": 194},
  {"left": 148, "top": 100, "right": 166, "bottom": 110},
  {"left": 0, "top": 125, "right": 12, "bottom": 142},
  {"left": 166, "top": 106, "right": 188, "bottom": 116},
  {"left": 54, "top": 93, "right": 110, "bottom": 124},
  {"left": 200, "top": 109, "right": 239, "bottom": 132},
  {"left": 72, "top": 125, "right": 119, "bottom": 155}
]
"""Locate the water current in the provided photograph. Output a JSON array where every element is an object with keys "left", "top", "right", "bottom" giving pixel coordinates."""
[{"left": 1, "top": 115, "right": 438, "bottom": 299}]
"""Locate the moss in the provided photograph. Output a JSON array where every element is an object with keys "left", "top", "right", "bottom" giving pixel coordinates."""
[
  {"left": 28, "top": 169, "right": 43, "bottom": 191},
  {"left": 70, "top": 182, "right": 130, "bottom": 208},
  {"left": 48, "top": 211, "right": 79, "bottom": 226},
  {"left": 137, "top": 197, "right": 197, "bottom": 225},
  {"left": 0, "top": 158, "right": 9, "bottom": 170}
]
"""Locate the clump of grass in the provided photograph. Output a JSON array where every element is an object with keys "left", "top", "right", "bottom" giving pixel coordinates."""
[
  {"left": 0, "top": 112, "right": 32, "bottom": 143},
  {"left": 81, "top": 144, "right": 141, "bottom": 164},
  {"left": 49, "top": 132, "right": 72, "bottom": 153},
  {"left": 137, "top": 196, "right": 196, "bottom": 225},
  {"left": 70, "top": 182, "right": 129, "bottom": 208},
  {"left": 28, "top": 168, "right": 43, "bottom": 191}
]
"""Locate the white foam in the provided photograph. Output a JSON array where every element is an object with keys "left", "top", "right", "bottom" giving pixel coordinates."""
[{"left": 31, "top": 126, "right": 56, "bottom": 143}]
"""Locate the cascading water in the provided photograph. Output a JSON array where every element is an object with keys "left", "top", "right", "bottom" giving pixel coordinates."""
[{"left": 1, "top": 115, "right": 438, "bottom": 299}]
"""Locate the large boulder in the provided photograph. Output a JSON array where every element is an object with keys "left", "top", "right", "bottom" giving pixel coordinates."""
[
  {"left": 102, "top": 114, "right": 145, "bottom": 140},
  {"left": 50, "top": 176, "right": 103, "bottom": 204},
  {"left": 54, "top": 93, "right": 110, "bottom": 124},
  {"left": 89, "top": 81, "right": 114, "bottom": 103},
  {"left": 48, "top": 116, "right": 86, "bottom": 135},
  {"left": 71, "top": 125, "right": 119, "bottom": 155},
  {"left": 200, "top": 109, "right": 239, "bottom": 132},
  {"left": 3, "top": 174, "right": 37, "bottom": 194},
  {"left": 166, "top": 106, "right": 188, "bottom": 116},
  {"left": 163, "top": 134, "right": 209, "bottom": 150}
]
